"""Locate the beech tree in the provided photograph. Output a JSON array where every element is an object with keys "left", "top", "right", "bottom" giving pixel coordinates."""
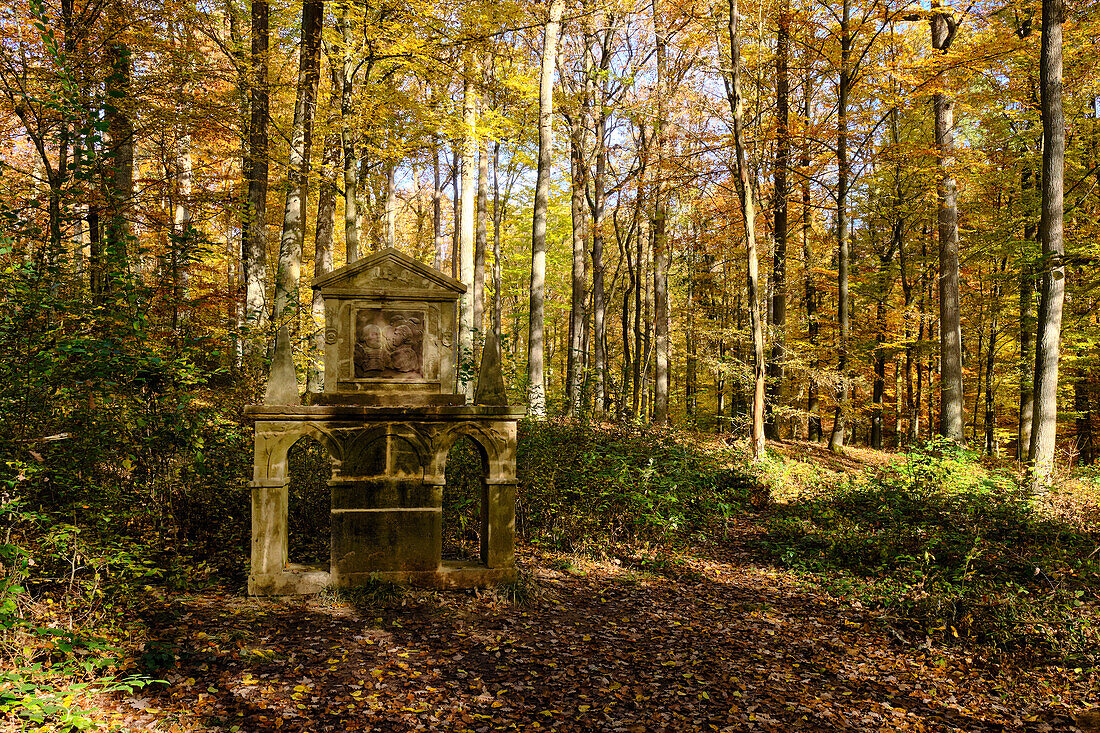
[{"left": 1028, "top": 0, "right": 1065, "bottom": 488}]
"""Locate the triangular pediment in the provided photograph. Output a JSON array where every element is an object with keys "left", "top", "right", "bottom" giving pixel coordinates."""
[{"left": 311, "top": 248, "right": 466, "bottom": 294}]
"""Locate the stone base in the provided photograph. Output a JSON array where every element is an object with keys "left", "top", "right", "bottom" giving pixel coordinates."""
[
  {"left": 248, "top": 563, "right": 331, "bottom": 596},
  {"left": 336, "top": 561, "right": 518, "bottom": 589},
  {"left": 248, "top": 561, "right": 518, "bottom": 595}
]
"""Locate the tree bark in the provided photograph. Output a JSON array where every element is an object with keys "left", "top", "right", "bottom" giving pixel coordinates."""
[
  {"left": 244, "top": 0, "right": 270, "bottom": 330},
  {"left": 932, "top": 1, "right": 965, "bottom": 443},
  {"left": 459, "top": 59, "right": 478, "bottom": 398},
  {"left": 591, "top": 94, "right": 609, "bottom": 417},
  {"left": 336, "top": 5, "right": 360, "bottom": 263},
  {"left": 727, "top": 0, "right": 766, "bottom": 458},
  {"left": 492, "top": 141, "right": 503, "bottom": 337},
  {"left": 273, "top": 0, "right": 323, "bottom": 325},
  {"left": 105, "top": 2, "right": 134, "bottom": 285},
  {"left": 433, "top": 138, "right": 445, "bottom": 271},
  {"left": 527, "top": 0, "right": 566, "bottom": 416},
  {"left": 475, "top": 140, "right": 489, "bottom": 357},
  {"left": 652, "top": 0, "right": 670, "bottom": 425},
  {"left": 1028, "top": 0, "right": 1066, "bottom": 489},
  {"left": 567, "top": 129, "right": 588, "bottom": 416},
  {"left": 1018, "top": 166, "right": 1037, "bottom": 459},
  {"left": 766, "top": 0, "right": 791, "bottom": 441},
  {"left": 984, "top": 260, "right": 1004, "bottom": 454},
  {"left": 309, "top": 65, "right": 340, "bottom": 393},
  {"left": 829, "top": 0, "right": 851, "bottom": 453},
  {"left": 803, "top": 70, "right": 820, "bottom": 443}
]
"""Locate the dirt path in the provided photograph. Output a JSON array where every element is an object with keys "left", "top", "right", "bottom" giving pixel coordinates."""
[{"left": 100, "top": 542, "right": 1096, "bottom": 733}]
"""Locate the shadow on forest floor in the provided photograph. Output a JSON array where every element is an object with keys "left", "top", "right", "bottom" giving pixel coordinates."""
[{"left": 93, "top": 535, "right": 1097, "bottom": 733}]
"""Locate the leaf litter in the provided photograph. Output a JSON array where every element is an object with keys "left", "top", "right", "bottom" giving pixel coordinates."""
[{"left": 87, "top": 538, "right": 1097, "bottom": 732}]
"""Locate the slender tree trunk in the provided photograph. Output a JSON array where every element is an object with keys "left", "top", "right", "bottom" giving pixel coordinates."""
[
  {"left": 803, "top": 72, "right": 820, "bottom": 443},
  {"left": 1029, "top": 0, "right": 1066, "bottom": 488},
  {"left": 491, "top": 141, "right": 503, "bottom": 337},
  {"left": 620, "top": 215, "right": 635, "bottom": 421},
  {"left": 591, "top": 104, "right": 609, "bottom": 417},
  {"left": 1075, "top": 370, "right": 1094, "bottom": 465},
  {"left": 433, "top": 138, "right": 445, "bottom": 271},
  {"left": 273, "top": 0, "right": 323, "bottom": 325},
  {"left": 452, "top": 149, "right": 460, "bottom": 279},
  {"left": 901, "top": 220, "right": 919, "bottom": 444},
  {"left": 459, "top": 60, "right": 478, "bottom": 397},
  {"left": 871, "top": 273, "right": 890, "bottom": 450},
  {"left": 244, "top": 0, "right": 270, "bottom": 330},
  {"left": 309, "top": 67, "right": 340, "bottom": 393},
  {"left": 652, "top": 2, "right": 671, "bottom": 425},
  {"left": 1018, "top": 171, "right": 1037, "bottom": 459},
  {"left": 766, "top": 0, "right": 790, "bottom": 441},
  {"left": 337, "top": 6, "right": 359, "bottom": 263},
  {"left": 527, "top": 0, "right": 566, "bottom": 416},
  {"left": 632, "top": 170, "right": 648, "bottom": 418},
  {"left": 829, "top": 0, "right": 851, "bottom": 452},
  {"left": 932, "top": 2, "right": 965, "bottom": 443},
  {"left": 105, "top": 3, "right": 134, "bottom": 285},
  {"left": 384, "top": 162, "right": 396, "bottom": 249},
  {"left": 567, "top": 131, "right": 588, "bottom": 416},
  {"left": 727, "top": 0, "right": 766, "bottom": 458},
  {"left": 475, "top": 140, "right": 489, "bottom": 357},
  {"left": 984, "top": 260, "right": 1004, "bottom": 454}
]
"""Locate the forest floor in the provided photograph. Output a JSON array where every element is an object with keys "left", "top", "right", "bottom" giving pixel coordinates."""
[
  {"left": 87, "top": 530, "right": 1099, "bottom": 730},
  {"left": 14, "top": 437, "right": 1097, "bottom": 733}
]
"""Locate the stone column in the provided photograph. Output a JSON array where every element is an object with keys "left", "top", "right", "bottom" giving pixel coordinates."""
[{"left": 483, "top": 479, "right": 516, "bottom": 568}]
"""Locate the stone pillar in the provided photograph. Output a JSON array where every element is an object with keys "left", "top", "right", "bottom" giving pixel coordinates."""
[
  {"left": 250, "top": 478, "right": 288, "bottom": 579},
  {"left": 483, "top": 479, "right": 516, "bottom": 568},
  {"left": 248, "top": 423, "right": 331, "bottom": 596}
]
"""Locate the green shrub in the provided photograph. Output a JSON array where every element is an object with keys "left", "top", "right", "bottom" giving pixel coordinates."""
[
  {"left": 761, "top": 439, "right": 1100, "bottom": 660},
  {"left": 515, "top": 420, "right": 752, "bottom": 551}
]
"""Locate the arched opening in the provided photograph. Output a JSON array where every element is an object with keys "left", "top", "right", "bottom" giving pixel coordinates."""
[
  {"left": 286, "top": 435, "right": 332, "bottom": 567},
  {"left": 442, "top": 435, "right": 489, "bottom": 566}
]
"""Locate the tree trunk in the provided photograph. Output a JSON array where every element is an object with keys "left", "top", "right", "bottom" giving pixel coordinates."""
[
  {"left": 591, "top": 101, "right": 609, "bottom": 417},
  {"left": 1018, "top": 173, "right": 1037, "bottom": 460},
  {"left": 727, "top": 0, "right": 766, "bottom": 458},
  {"left": 1029, "top": 0, "right": 1066, "bottom": 489},
  {"left": 308, "top": 63, "right": 341, "bottom": 393},
  {"left": 932, "top": 2, "right": 965, "bottom": 443},
  {"left": 384, "top": 162, "right": 397, "bottom": 249},
  {"left": 244, "top": 0, "right": 269, "bottom": 330},
  {"left": 337, "top": 6, "right": 360, "bottom": 263},
  {"left": 567, "top": 130, "right": 588, "bottom": 416},
  {"left": 984, "top": 260, "right": 1004, "bottom": 454},
  {"left": 105, "top": 3, "right": 134, "bottom": 285},
  {"left": 1075, "top": 371, "right": 1094, "bottom": 465},
  {"left": 527, "top": 0, "right": 566, "bottom": 416},
  {"left": 829, "top": 0, "right": 851, "bottom": 453},
  {"left": 766, "top": 0, "right": 790, "bottom": 441},
  {"left": 652, "top": 0, "right": 670, "bottom": 425},
  {"left": 475, "top": 140, "right": 488, "bottom": 358},
  {"left": 803, "top": 71, "right": 820, "bottom": 443},
  {"left": 491, "top": 141, "right": 503, "bottom": 338},
  {"left": 459, "top": 60, "right": 478, "bottom": 398},
  {"left": 433, "top": 138, "right": 445, "bottom": 271},
  {"left": 273, "top": 0, "right": 323, "bottom": 325}
]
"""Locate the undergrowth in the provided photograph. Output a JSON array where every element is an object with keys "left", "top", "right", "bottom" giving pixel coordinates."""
[
  {"left": 760, "top": 438, "right": 1100, "bottom": 663},
  {"left": 513, "top": 419, "right": 754, "bottom": 552}
]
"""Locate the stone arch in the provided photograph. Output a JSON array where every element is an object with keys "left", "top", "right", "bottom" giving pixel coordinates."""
[
  {"left": 341, "top": 424, "right": 430, "bottom": 479},
  {"left": 430, "top": 423, "right": 500, "bottom": 479},
  {"left": 285, "top": 433, "right": 333, "bottom": 565},
  {"left": 256, "top": 424, "right": 342, "bottom": 482}
]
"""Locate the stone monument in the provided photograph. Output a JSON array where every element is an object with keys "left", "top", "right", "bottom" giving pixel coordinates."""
[{"left": 245, "top": 248, "right": 525, "bottom": 595}]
